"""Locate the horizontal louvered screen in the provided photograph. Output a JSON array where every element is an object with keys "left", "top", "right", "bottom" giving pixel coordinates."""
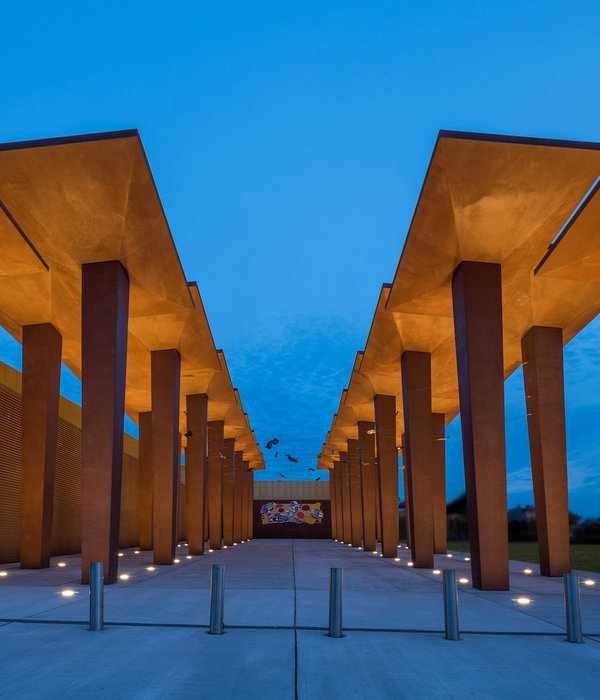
[{"left": 0, "top": 361, "right": 140, "bottom": 564}]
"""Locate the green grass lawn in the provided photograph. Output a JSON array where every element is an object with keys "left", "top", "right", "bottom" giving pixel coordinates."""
[{"left": 443, "top": 541, "right": 600, "bottom": 573}]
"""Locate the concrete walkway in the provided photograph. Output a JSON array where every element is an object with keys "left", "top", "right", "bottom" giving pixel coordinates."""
[{"left": 1, "top": 539, "right": 600, "bottom": 698}]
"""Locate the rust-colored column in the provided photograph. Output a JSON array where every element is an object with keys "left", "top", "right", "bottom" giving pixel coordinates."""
[
  {"left": 330, "top": 463, "right": 338, "bottom": 539},
  {"left": 432, "top": 413, "right": 447, "bottom": 554},
  {"left": 374, "top": 394, "right": 399, "bottom": 557},
  {"left": 241, "top": 460, "right": 250, "bottom": 540},
  {"left": 403, "top": 467, "right": 412, "bottom": 548},
  {"left": 81, "top": 261, "right": 129, "bottom": 584},
  {"left": 138, "top": 412, "right": 153, "bottom": 550},
  {"left": 207, "top": 420, "right": 224, "bottom": 549},
  {"left": 20, "top": 323, "right": 62, "bottom": 569},
  {"left": 522, "top": 326, "right": 570, "bottom": 576},
  {"left": 222, "top": 438, "right": 235, "bottom": 546},
  {"left": 185, "top": 394, "right": 208, "bottom": 555},
  {"left": 247, "top": 468, "right": 254, "bottom": 539},
  {"left": 339, "top": 451, "right": 351, "bottom": 543},
  {"left": 375, "top": 473, "right": 382, "bottom": 543},
  {"left": 329, "top": 466, "right": 337, "bottom": 539},
  {"left": 348, "top": 439, "right": 363, "bottom": 547},
  {"left": 335, "top": 462, "right": 344, "bottom": 540},
  {"left": 358, "top": 421, "right": 377, "bottom": 553},
  {"left": 233, "top": 451, "right": 244, "bottom": 543},
  {"left": 452, "top": 261, "right": 509, "bottom": 590},
  {"left": 401, "top": 351, "right": 434, "bottom": 568},
  {"left": 151, "top": 349, "right": 181, "bottom": 565}
]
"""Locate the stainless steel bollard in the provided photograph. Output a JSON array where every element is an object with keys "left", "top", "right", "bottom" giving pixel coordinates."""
[
  {"left": 328, "top": 567, "right": 343, "bottom": 638},
  {"left": 89, "top": 562, "right": 104, "bottom": 631},
  {"left": 564, "top": 573, "right": 583, "bottom": 643},
  {"left": 443, "top": 570, "right": 460, "bottom": 641},
  {"left": 209, "top": 564, "right": 225, "bottom": 634}
]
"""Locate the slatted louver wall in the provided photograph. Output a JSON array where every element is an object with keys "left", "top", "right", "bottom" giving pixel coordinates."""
[
  {"left": 0, "top": 385, "right": 22, "bottom": 564},
  {"left": 50, "top": 417, "right": 82, "bottom": 555},
  {"left": 0, "top": 360, "right": 141, "bottom": 564}
]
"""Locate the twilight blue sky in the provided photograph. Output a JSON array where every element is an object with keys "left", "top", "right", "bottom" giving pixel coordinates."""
[{"left": 1, "top": 1, "right": 600, "bottom": 516}]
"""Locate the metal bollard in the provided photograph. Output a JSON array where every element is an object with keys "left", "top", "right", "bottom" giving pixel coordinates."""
[
  {"left": 564, "top": 573, "right": 583, "bottom": 643},
  {"left": 89, "top": 562, "right": 104, "bottom": 631},
  {"left": 443, "top": 570, "right": 460, "bottom": 641},
  {"left": 208, "top": 564, "right": 225, "bottom": 635},
  {"left": 328, "top": 567, "right": 344, "bottom": 638}
]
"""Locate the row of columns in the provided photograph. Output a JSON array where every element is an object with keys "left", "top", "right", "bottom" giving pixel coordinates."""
[
  {"left": 330, "top": 261, "right": 571, "bottom": 590},
  {"left": 18, "top": 260, "right": 254, "bottom": 584}
]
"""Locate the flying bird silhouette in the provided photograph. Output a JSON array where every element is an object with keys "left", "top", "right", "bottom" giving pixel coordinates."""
[
  {"left": 285, "top": 455, "right": 298, "bottom": 463},
  {"left": 315, "top": 477, "right": 321, "bottom": 481},
  {"left": 278, "top": 473, "right": 287, "bottom": 479},
  {"left": 265, "top": 438, "right": 280, "bottom": 449},
  {"left": 308, "top": 468, "right": 316, "bottom": 472},
  {"left": 274, "top": 451, "right": 278, "bottom": 457}
]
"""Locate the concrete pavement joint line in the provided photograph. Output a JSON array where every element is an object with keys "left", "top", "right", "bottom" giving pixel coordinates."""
[
  {"left": 292, "top": 538, "right": 298, "bottom": 700},
  {"left": 1, "top": 618, "right": 590, "bottom": 636}
]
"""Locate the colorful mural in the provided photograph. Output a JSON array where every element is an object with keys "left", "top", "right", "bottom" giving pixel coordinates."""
[{"left": 261, "top": 501, "right": 323, "bottom": 525}]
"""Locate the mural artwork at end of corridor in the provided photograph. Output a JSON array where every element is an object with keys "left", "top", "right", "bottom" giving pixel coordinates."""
[{"left": 261, "top": 501, "right": 323, "bottom": 525}]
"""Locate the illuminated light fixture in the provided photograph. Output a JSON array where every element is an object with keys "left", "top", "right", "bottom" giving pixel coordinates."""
[
  {"left": 173, "top": 559, "right": 180, "bottom": 564},
  {"left": 208, "top": 549, "right": 214, "bottom": 553},
  {"left": 358, "top": 547, "right": 363, "bottom": 550},
  {"left": 134, "top": 550, "right": 140, "bottom": 554},
  {"left": 118, "top": 553, "right": 124, "bottom": 557},
  {"left": 407, "top": 562, "right": 414, "bottom": 567},
  {"left": 514, "top": 597, "right": 532, "bottom": 605},
  {"left": 380, "top": 554, "right": 383, "bottom": 557},
  {"left": 523, "top": 568, "right": 533, "bottom": 574},
  {"left": 405, "top": 546, "right": 409, "bottom": 550},
  {"left": 61, "top": 589, "right": 76, "bottom": 597},
  {"left": 0, "top": 572, "right": 7, "bottom": 577},
  {"left": 119, "top": 574, "right": 130, "bottom": 581},
  {"left": 458, "top": 578, "right": 469, "bottom": 584},
  {"left": 394, "top": 557, "right": 401, "bottom": 562},
  {"left": 347, "top": 544, "right": 352, "bottom": 547},
  {"left": 146, "top": 567, "right": 155, "bottom": 572},
  {"left": 186, "top": 555, "right": 192, "bottom": 559},
  {"left": 57, "top": 562, "right": 67, "bottom": 567},
  {"left": 223, "top": 545, "right": 228, "bottom": 549},
  {"left": 464, "top": 557, "right": 470, "bottom": 561},
  {"left": 177, "top": 544, "right": 182, "bottom": 548},
  {"left": 372, "top": 551, "right": 378, "bottom": 554},
  {"left": 447, "top": 554, "right": 453, "bottom": 558},
  {"left": 432, "top": 569, "right": 441, "bottom": 575},
  {"left": 583, "top": 579, "right": 596, "bottom": 586},
  {"left": 233, "top": 543, "right": 238, "bottom": 546}
]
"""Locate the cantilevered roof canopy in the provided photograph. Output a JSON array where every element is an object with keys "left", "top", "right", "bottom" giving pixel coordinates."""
[
  {"left": 321, "top": 130, "right": 600, "bottom": 468},
  {"left": 0, "top": 130, "right": 263, "bottom": 465}
]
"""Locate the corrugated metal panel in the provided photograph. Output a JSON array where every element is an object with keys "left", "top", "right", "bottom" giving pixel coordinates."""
[
  {"left": 50, "top": 417, "right": 82, "bottom": 555},
  {"left": 253, "top": 480, "right": 330, "bottom": 501}
]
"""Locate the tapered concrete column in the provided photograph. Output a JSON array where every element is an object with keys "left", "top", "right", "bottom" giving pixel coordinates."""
[
  {"left": 358, "top": 421, "right": 377, "bottom": 553},
  {"left": 222, "top": 438, "right": 235, "bottom": 546},
  {"left": 522, "top": 326, "right": 570, "bottom": 576},
  {"left": 432, "top": 413, "right": 447, "bottom": 554},
  {"left": 207, "top": 420, "right": 224, "bottom": 549},
  {"left": 348, "top": 439, "right": 363, "bottom": 547},
  {"left": 241, "top": 460, "right": 250, "bottom": 540},
  {"left": 401, "top": 351, "right": 434, "bottom": 568},
  {"left": 151, "top": 349, "right": 181, "bottom": 565},
  {"left": 185, "top": 394, "right": 208, "bottom": 555},
  {"left": 81, "top": 261, "right": 129, "bottom": 584},
  {"left": 339, "top": 451, "right": 351, "bottom": 543},
  {"left": 452, "top": 261, "right": 509, "bottom": 590},
  {"left": 247, "top": 469, "right": 254, "bottom": 539},
  {"left": 20, "top": 323, "right": 62, "bottom": 569},
  {"left": 233, "top": 451, "right": 244, "bottom": 543},
  {"left": 138, "top": 412, "right": 153, "bottom": 550},
  {"left": 374, "top": 394, "right": 399, "bottom": 557}
]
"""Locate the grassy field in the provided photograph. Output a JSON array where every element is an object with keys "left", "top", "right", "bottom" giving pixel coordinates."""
[{"left": 443, "top": 541, "right": 600, "bottom": 573}]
